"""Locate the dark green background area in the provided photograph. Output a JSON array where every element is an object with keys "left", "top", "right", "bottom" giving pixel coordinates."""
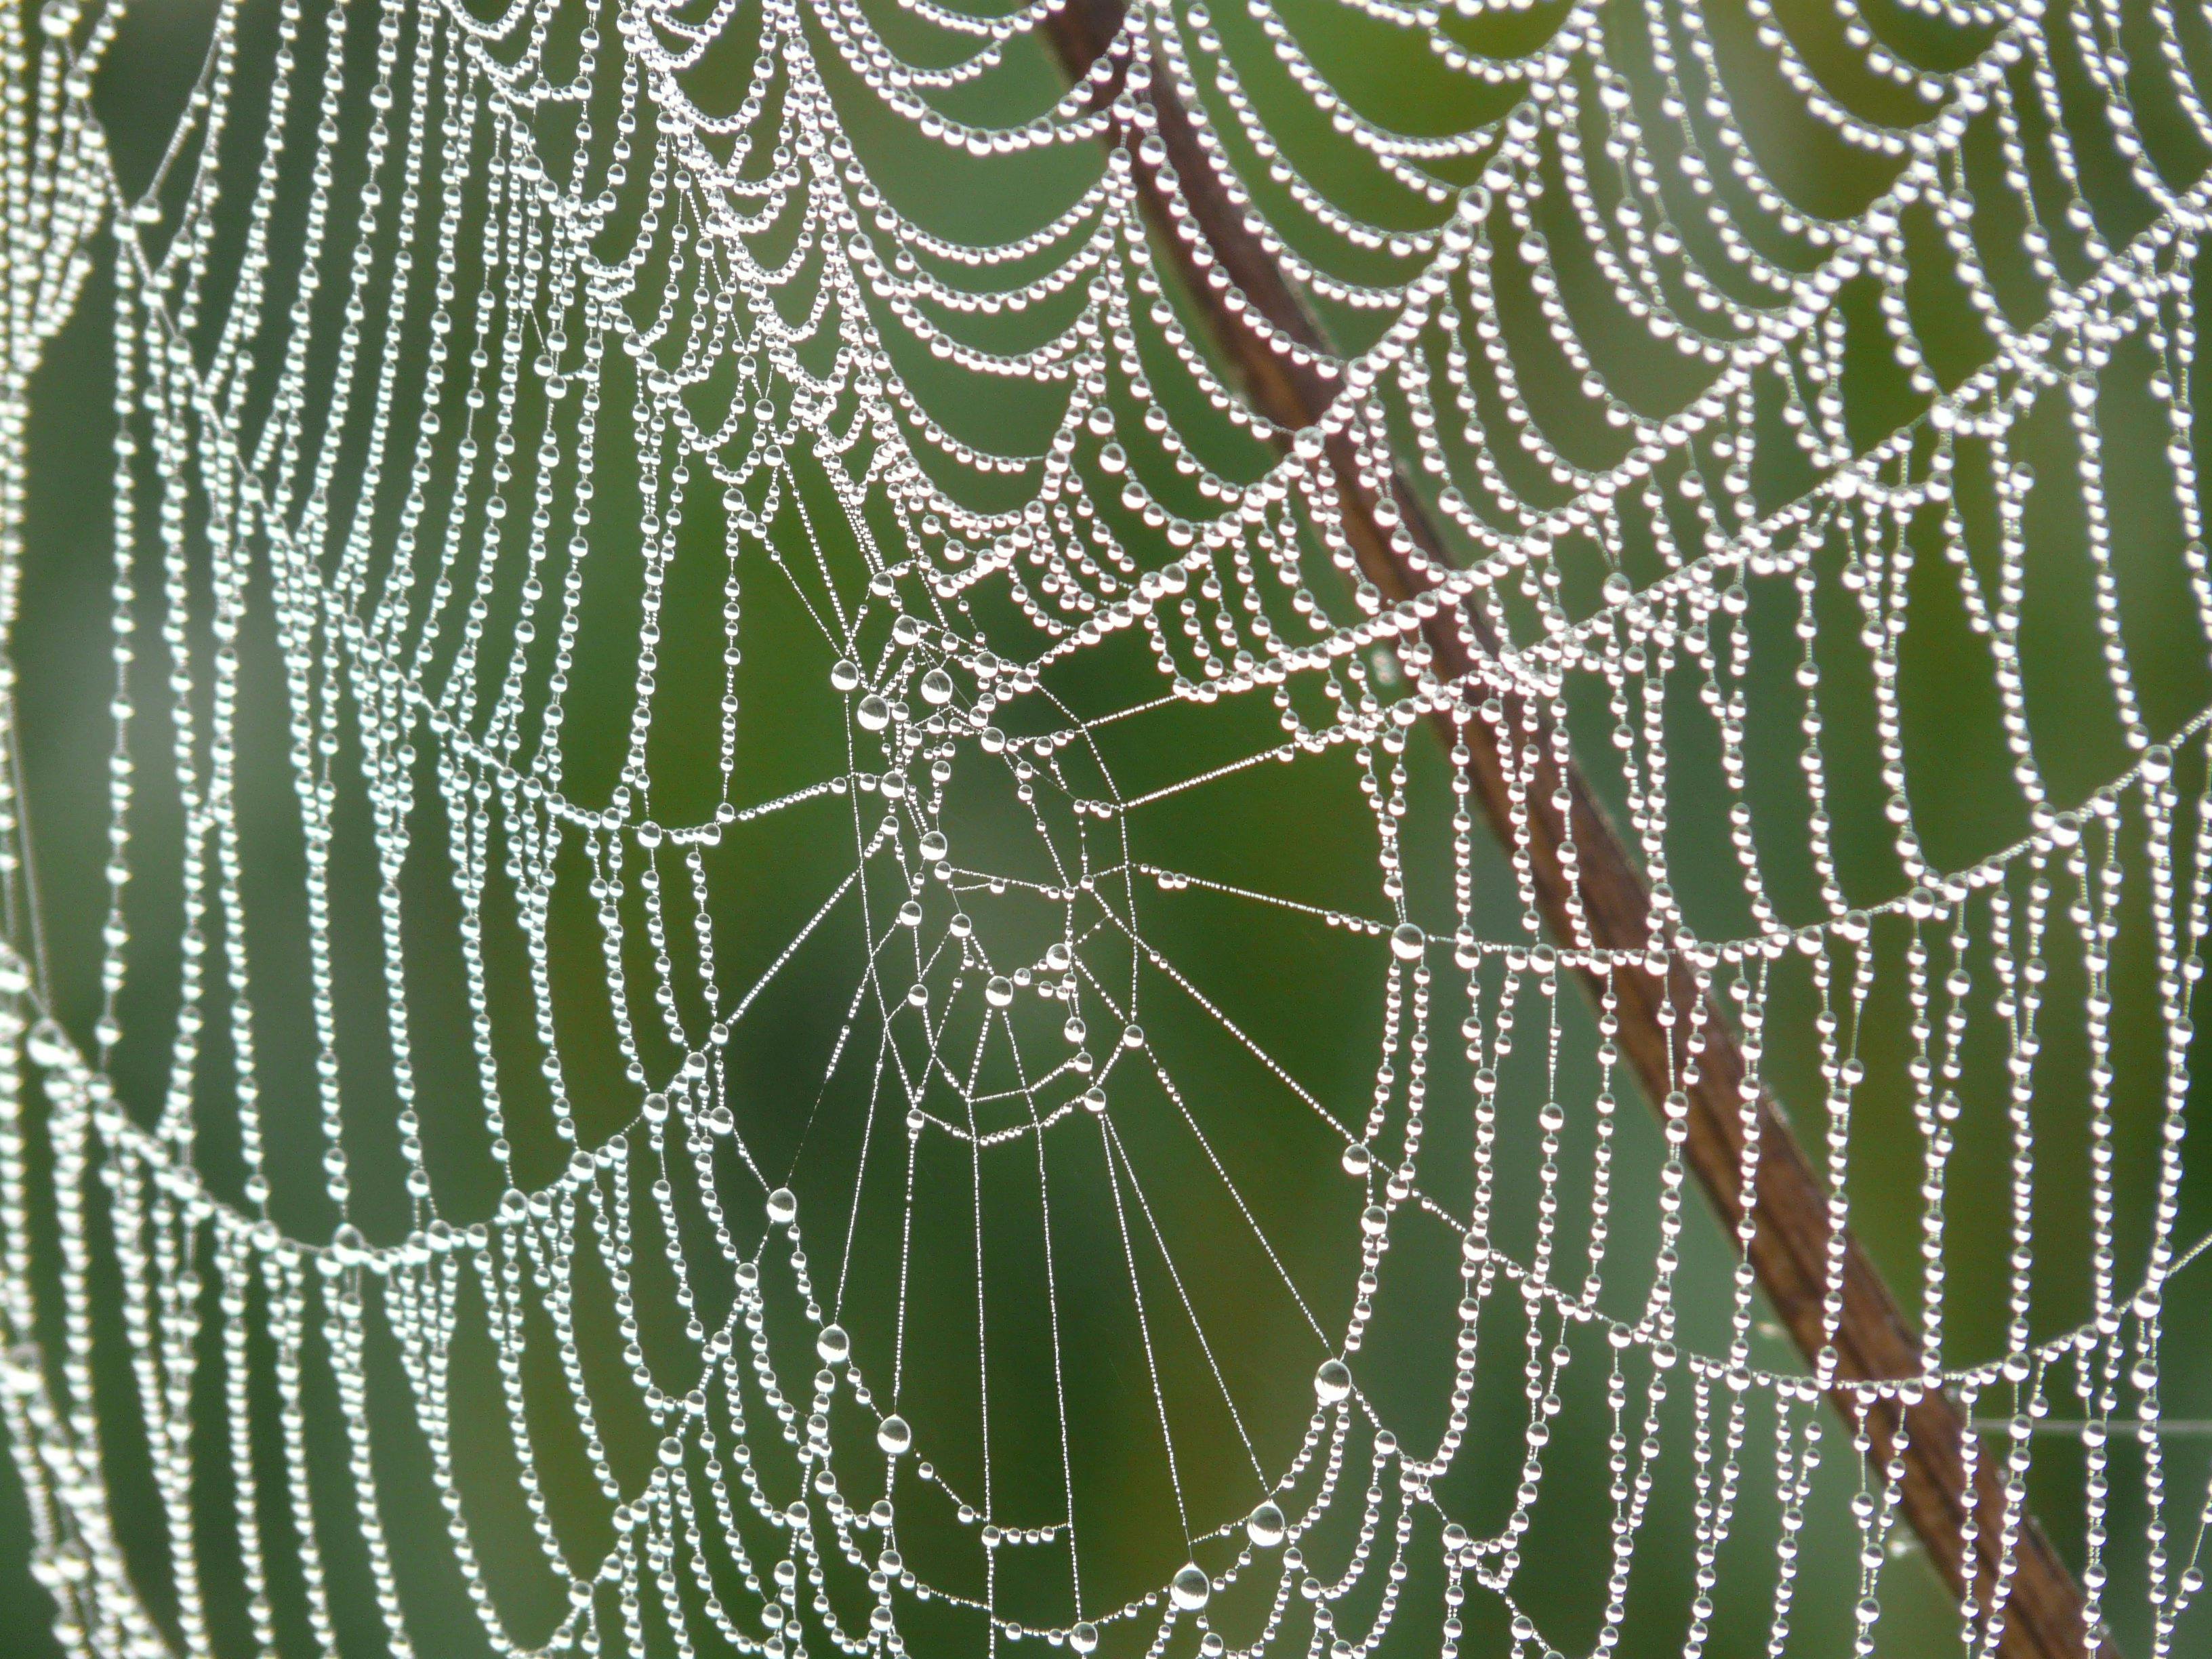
[{"left": 2, "top": 1, "right": 2209, "bottom": 1657}]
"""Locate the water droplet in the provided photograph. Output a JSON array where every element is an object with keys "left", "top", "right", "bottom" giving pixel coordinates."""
[
  {"left": 817, "top": 1324, "right": 851, "bottom": 1365},
  {"left": 949, "top": 912, "right": 973, "bottom": 938},
  {"left": 920, "top": 668, "right": 955, "bottom": 705},
  {"left": 1082, "top": 1087, "right": 1107, "bottom": 1115},
  {"left": 766, "top": 1188, "right": 798, "bottom": 1225},
  {"left": 897, "top": 899, "right": 922, "bottom": 927},
  {"left": 1602, "top": 571, "right": 1633, "bottom": 606},
  {"left": 1390, "top": 922, "right": 1425, "bottom": 962},
  {"left": 986, "top": 976, "right": 1015, "bottom": 1008},
  {"left": 920, "top": 831, "right": 949, "bottom": 863},
  {"left": 26, "top": 1022, "right": 70, "bottom": 1069},
  {"left": 1360, "top": 1203, "right": 1389, "bottom": 1237},
  {"left": 830, "top": 659, "right": 862, "bottom": 693},
  {"left": 1315, "top": 1359, "right": 1353, "bottom": 1405},
  {"left": 4, "top": 1344, "right": 44, "bottom": 1397},
  {"left": 857, "top": 695, "right": 890, "bottom": 731},
  {"left": 1070, "top": 1623, "right": 1099, "bottom": 1656},
  {"left": 1340, "top": 1143, "right": 1371, "bottom": 1177},
  {"left": 877, "top": 1414, "right": 912, "bottom": 1456},
  {"left": 1246, "top": 1502, "right": 1285, "bottom": 1549},
  {"left": 659, "top": 1435, "right": 684, "bottom": 1467},
  {"left": 1170, "top": 1564, "right": 1210, "bottom": 1612}
]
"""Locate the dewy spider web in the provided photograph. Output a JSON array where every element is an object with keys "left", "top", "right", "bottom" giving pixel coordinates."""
[{"left": 0, "top": 0, "right": 2209, "bottom": 1655}]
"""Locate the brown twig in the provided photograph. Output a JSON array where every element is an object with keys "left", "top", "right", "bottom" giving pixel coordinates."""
[{"left": 1041, "top": 7, "right": 2108, "bottom": 1656}]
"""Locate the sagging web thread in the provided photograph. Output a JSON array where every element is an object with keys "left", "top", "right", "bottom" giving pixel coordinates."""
[{"left": 0, "top": 0, "right": 2208, "bottom": 1656}]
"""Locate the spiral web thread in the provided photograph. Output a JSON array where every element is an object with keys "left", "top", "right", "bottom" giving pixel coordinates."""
[{"left": 0, "top": 0, "right": 2209, "bottom": 1656}]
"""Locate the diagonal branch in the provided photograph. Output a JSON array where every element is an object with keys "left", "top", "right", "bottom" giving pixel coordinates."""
[{"left": 1041, "top": 7, "right": 2108, "bottom": 1657}]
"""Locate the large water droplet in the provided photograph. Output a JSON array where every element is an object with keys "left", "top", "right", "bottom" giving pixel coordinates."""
[
  {"left": 1170, "top": 1564, "right": 1210, "bottom": 1612},
  {"left": 25, "top": 1022, "right": 70, "bottom": 1069},
  {"left": 985, "top": 976, "right": 1015, "bottom": 1008},
  {"left": 919, "top": 831, "right": 949, "bottom": 863},
  {"left": 857, "top": 695, "right": 890, "bottom": 732},
  {"left": 876, "top": 1414, "right": 912, "bottom": 1456},
  {"left": 1070, "top": 1624, "right": 1099, "bottom": 1656},
  {"left": 659, "top": 1435, "right": 684, "bottom": 1467},
  {"left": 817, "top": 1324, "right": 851, "bottom": 1365},
  {"left": 920, "top": 668, "right": 955, "bottom": 705},
  {"left": 766, "top": 1188, "right": 798, "bottom": 1225},
  {"left": 3, "top": 1345, "right": 43, "bottom": 1398},
  {"left": 1390, "top": 922, "right": 1425, "bottom": 962},
  {"left": 830, "top": 659, "right": 862, "bottom": 693},
  {"left": 1315, "top": 1359, "right": 1353, "bottom": 1405},
  {"left": 1246, "top": 1502, "right": 1286, "bottom": 1549},
  {"left": 1340, "top": 1143, "right": 1372, "bottom": 1177}
]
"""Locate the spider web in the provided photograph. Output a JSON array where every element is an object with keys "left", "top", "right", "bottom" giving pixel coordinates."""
[{"left": 0, "top": 0, "right": 2208, "bottom": 1657}]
